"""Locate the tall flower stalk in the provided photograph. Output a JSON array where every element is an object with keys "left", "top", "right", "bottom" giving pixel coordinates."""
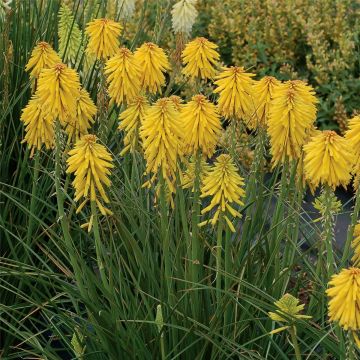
[
  {"left": 22, "top": 43, "right": 87, "bottom": 298},
  {"left": 269, "top": 294, "right": 311, "bottom": 360},
  {"left": 66, "top": 134, "right": 114, "bottom": 289},
  {"left": 266, "top": 80, "right": 318, "bottom": 297},
  {"left": 140, "top": 98, "right": 183, "bottom": 302},
  {"left": 241, "top": 76, "right": 279, "bottom": 243},
  {"left": 54, "top": 120, "right": 87, "bottom": 299},
  {"left": 200, "top": 154, "right": 245, "bottom": 303},
  {"left": 304, "top": 131, "right": 354, "bottom": 279},
  {"left": 182, "top": 94, "right": 221, "bottom": 300}
]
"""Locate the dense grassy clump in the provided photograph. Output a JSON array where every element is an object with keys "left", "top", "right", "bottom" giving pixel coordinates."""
[{"left": 1, "top": 1, "right": 360, "bottom": 359}]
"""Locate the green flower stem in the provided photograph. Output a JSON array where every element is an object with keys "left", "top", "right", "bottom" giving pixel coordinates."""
[
  {"left": 224, "top": 226, "right": 232, "bottom": 292},
  {"left": 160, "top": 334, "right": 166, "bottom": 360},
  {"left": 176, "top": 181, "right": 191, "bottom": 272},
  {"left": 229, "top": 120, "right": 238, "bottom": 163},
  {"left": 310, "top": 185, "right": 337, "bottom": 312},
  {"left": 240, "top": 128, "right": 274, "bottom": 267},
  {"left": 323, "top": 185, "right": 336, "bottom": 278},
  {"left": 224, "top": 225, "right": 232, "bottom": 332},
  {"left": 347, "top": 331, "right": 356, "bottom": 360},
  {"left": 272, "top": 160, "right": 289, "bottom": 296},
  {"left": 91, "top": 200, "right": 109, "bottom": 291},
  {"left": 281, "top": 160, "right": 302, "bottom": 292},
  {"left": 216, "top": 216, "right": 224, "bottom": 305},
  {"left": 98, "top": 59, "right": 109, "bottom": 142},
  {"left": 26, "top": 150, "right": 40, "bottom": 249},
  {"left": 289, "top": 326, "right": 301, "bottom": 360},
  {"left": 342, "top": 183, "right": 360, "bottom": 266},
  {"left": 191, "top": 152, "right": 202, "bottom": 291},
  {"left": 153, "top": 0, "right": 172, "bottom": 44},
  {"left": 159, "top": 172, "right": 171, "bottom": 301}
]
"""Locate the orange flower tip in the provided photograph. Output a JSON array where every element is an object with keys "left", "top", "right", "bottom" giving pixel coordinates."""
[
  {"left": 193, "top": 94, "right": 206, "bottom": 103},
  {"left": 38, "top": 41, "right": 51, "bottom": 49},
  {"left": 83, "top": 134, "right": 97, "bottom": 143},
  {"left": 169, "top": 95, "right": 183, "bottom": 110},
  {"left": 54, "top": 63, "right": 66, "bottom": 71}
]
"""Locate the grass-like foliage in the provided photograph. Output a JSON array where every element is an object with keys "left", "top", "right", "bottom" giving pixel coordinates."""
[{"left": 1, "top": 1, "right": 360, "bottom": 359}]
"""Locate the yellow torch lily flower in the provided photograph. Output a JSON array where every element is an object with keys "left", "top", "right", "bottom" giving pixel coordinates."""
[
  {"left": 134, "top": 42, "right": 171, "bottom": 94},
  {"left": 182, "top": 94, "right": 222, "bottom": 157},
  {"left": 118, "top": 96, "right": 149, "bottom": 156},
  {"left": 251, "top": 76, "right": 281, "bottom": 128},
  {"left": 199, "top": 154, "right": 245, "bottom": 232},
  {"left": 214, "top": 66, "right": 255, "bottom": 121},
  {"left": 20, "top": 96, "right": 55, "bottom": 157},
  {"left": 267, "top": 80, "right": 318, "bottom": 166},
  {"left": 303, "top": 130, "right": 354, "bottom": 190},
  {"left": 140, "top": 98, "right": 183, "bottom": 193},
  {"left": 66, "top": 134, "right": 114, "bottom": 216},
  {"left": 25, "top": 41, "right": 61, "bottom": 78},
  {"left": 345, "top": 115, "right": 360, "bottom": 190},
  {"left": 36, "top": 63, "right": 81, "bottom": 122},
  {"left": 85, "top": 18, "right": 122, "bottom": 59},
  {"left": 62, "top": 88, "right": 97, "bottom": 142},
  {"left": 326, "top": 267, "right": 360, "bottom": 331},
  {"left": 182, "top": 37, "right": 219, "bottom": 80},
  {"left": 105, "top": 47, "right": 141, "bottom": 105}
]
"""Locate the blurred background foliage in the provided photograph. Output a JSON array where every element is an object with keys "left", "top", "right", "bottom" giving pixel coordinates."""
[
  {"left": 198, "top": 0, "right": 360, "bottom": 132},
  {"left": 112, "top": 0, "right": 360, "bottom": 132},
  {"left": 94, "top": 0, "right": 360, "bottom": 131}
]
